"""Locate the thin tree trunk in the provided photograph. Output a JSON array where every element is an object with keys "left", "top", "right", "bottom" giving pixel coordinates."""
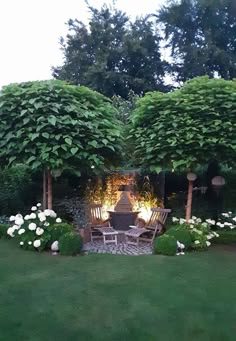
[
  {"left": 43, "top": 170, "right": 47, "bottom": 210},
  {"left": 47, "top": 170, "right": 52, "bottom": 209},
  {"left": 186, "top": 180, "right": 193, "bottom": 222},
  {"left": 159, "top": 171, "right": 165, "bottom": 207}
]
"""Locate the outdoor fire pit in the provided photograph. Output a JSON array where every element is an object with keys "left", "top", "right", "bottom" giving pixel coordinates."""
[
  {"left": 108, "top": 211, "right": 140, "bottom": 231},
  {"left": 108, "top": 184, "right": 140, "bottom": 230}
]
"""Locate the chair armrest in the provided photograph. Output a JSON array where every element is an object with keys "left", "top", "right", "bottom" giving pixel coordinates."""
[{"left": 129, "top": 225, "right": 138, "bottom": 228}]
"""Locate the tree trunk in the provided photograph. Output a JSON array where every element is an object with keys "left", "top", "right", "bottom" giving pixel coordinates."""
[
  {"left": 186, "top": 180, "right": 193, "bottom": 222},
  {"left": 159, "top": 171, "right": 166, "bottom": 207},
  {"left": 47, "top": 170, "right": 53, "bottom": 209},
  {"left": 43, "top": 170, "right": 47, "bottom": 210}
]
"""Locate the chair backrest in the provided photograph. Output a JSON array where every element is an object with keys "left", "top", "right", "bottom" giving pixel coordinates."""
[
  {"left": 147, "top": 208, "right": 171, "bottom": 234},
  {"left": 89, "top": 204, "right": 103, "bottom": 225}
]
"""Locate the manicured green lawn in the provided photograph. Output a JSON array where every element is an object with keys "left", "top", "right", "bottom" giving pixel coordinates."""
[{"left": 1, "top": 240, "right": 236, "bottom": 341}]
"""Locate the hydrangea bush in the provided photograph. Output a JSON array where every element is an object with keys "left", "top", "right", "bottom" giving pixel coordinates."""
[
  {"left": 170, "top": 216, "right": 219, "bottom": 252},
  {"left": 7, "top": 203, "right": 65, "bottom": 251},
  {"left": 215, "top": 211, "right": 236, "bottom": 230}
]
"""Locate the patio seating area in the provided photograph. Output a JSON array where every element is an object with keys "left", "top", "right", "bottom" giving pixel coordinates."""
[
  {"left": 86, "top": 204, "right": 171, "bottom": 255},
  {"left": 83, "top": 231, "right": 153, "bottom": 255}
]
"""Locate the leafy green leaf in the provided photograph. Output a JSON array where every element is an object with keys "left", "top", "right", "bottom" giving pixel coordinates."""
[{"left": 48, "top": 116, "right": 57, "bottom": 126}]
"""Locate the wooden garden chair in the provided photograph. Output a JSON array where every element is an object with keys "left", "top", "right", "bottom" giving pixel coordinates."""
[
  {"left": 125, "top": 208, "right": 171, "bottom": 246},
  {"left": 89, "top": 204, "right": 118, "bottom": 244}
]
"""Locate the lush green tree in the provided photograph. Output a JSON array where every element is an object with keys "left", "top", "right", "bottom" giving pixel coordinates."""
[
  {"left": 158, "top": 0, "right": 236, "bottom": 82},
  {"left": 0, "top": 80, "right": 122, "bottom": 208},
  {"left": 52, "top": 4, "right": 168, "bottom": 98},
  {"left": 131, "top": 76, "right": 236, "bottom": 217}
]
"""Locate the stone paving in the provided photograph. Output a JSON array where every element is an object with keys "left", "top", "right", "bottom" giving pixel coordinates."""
[{"left": 83, "top": 240, "right": 153, "bottom": 256}]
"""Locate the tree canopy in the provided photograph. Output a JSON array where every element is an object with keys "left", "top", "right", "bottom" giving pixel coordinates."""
[
  {"left": 131, "top": 76, "right": 236, "bottom": 172},
  {"left": 52, "top": 4, "right": 168, "bottom": 99},
  {"left": 158, "top": 0, "right": 236, "bottom": 82},
  {"left": 0, "top": 80, "right": 122, "bottom": 173}
]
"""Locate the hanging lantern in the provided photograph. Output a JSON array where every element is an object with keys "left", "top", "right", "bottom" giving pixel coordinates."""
[
  {"left": 211, "top": 176, "right": 226, "bottom": 187},
  {"left": 187, "top": 172, "right": 197, "bottom": 182}
]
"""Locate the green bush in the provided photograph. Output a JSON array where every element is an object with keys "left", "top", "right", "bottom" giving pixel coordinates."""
[
  {"left": 59, "top": 232, "right": 83, "bottom": 256},
  {"left": 154, "top": 235, "right": 177, "bottom": 256},
  {"left": 0, "top": 166, "right": 33, "bottom": 215},
  {"left": 212, "top": 230, "right": 236, "bottom": 244},
  {"left": 0, "top": 224, "right": 9, "bottom": 239},
  {"left": 47, "top": 223, "right": 74, "bottom": 245},
  {"left": 166, "top": 226, "right": 192, "bottom": 250}
]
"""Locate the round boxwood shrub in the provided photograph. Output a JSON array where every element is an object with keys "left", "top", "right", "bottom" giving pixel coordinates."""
[
  {"left": 154, "top": 234, "right": 177, "bottom": 256},
  {"left": 59, "top": 232, "right": 83, "bottom": 256},
  {"left": 47, "top": 223, "right": 74, "bottom": 245},
  {"left": 0, "top": 224, "right": 9, "bottom": 239},
  {"left": 166, "top": 226, "right": 192, "bottom": 250}
]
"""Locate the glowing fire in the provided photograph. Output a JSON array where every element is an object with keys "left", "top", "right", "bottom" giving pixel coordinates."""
[{"left": 86, "top": 172, "right": 162, "bottom": 223}]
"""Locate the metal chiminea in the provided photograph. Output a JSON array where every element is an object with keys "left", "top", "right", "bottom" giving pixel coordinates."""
[{"left": 108, "top": 184, "right": 140, "bottom": 231}]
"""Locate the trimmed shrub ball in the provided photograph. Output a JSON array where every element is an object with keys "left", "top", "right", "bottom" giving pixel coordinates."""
[
  {"left": 0, "top": 224, "right": 9, "bottom": 239},
  {"left": 154, "top": 234, "right": 177, "bottom": 256},
  {"left": 59, "top": 232, "right": 83, "bottom": 256},
  {"left": 165, "top": 227, "right": 192, "bottom": 250},
  {"left": 47, "top": 223, "right": 74, "bottom": 245}
]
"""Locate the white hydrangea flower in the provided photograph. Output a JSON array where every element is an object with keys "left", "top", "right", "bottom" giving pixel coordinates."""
[
  {"left": 224, "top": 222, "right": 232, "bottom": 226},
  {"left": 196, "top": 218, "right": 202, "bottom": 223},
  {"left": 179, "top": 218, "right": 186, "bottom": 225},
  {"left": 222, "top": 213, "right": 229, "bottom": 217},
  {"left": 36, "top": 227, "right": 44, "bottom": 236},
  {"left": 16, "top": 214, "right": 23, "bottom": 219},
  {"left": 189, "top": 224, "right": 194, "bottom": 229},
  {"left": 206, "top": 241, "right": 211, "bottom": 247},
  {"left": 7, "top": 227, "right": 15, "bottom": 237},
  {"left": 44, "top": 209, "right": 51, "bottom": 216},
  {"left": 194, "top": 240, "right": 200, "bottom": 245},
  {"left": 188, "top": 219, "right": 194, "bottom": 224},
  {"left": 202, "top": 222, "right": 207, "bottom": 228},
  {"left": 56, "top": 218, "right": 62, "bottom": 223},
  {"left": 9, "top": 215, "right": 16, "bottom": 222},
  {"left": 50, "top": 210, "right": 57, "bottom": 218},
  {"left": 37, "top": 203, "right": 41, "bottom": 207},
  {"left": 38, "top": 212, "right": 46, "bottom": 218},
  {"left": 31, "top": 206, "right": 37, "bottom": 211},
  {"left": 15, "top": 217, "right": 24, "bottom": 226},
  {"left": 33, "top": 239, "right": 41, "bottom": 248},
  {"left": 28, "top": 241, "right": 32, "bottom": 245},
  {"left": 205, "top": 219, "right": 215, "bottom": 225},
  {"left": 13, "top": 224, "right": 20, "bottom": 230},
  {"left": 44, "top": 209, "right": 57, "bottom": 218},
  {"left": 228, "top": 211, "right": 232, "bottom": 215},
  {"left": 20, "top": 241, "right": 24, "bottom": 246},
  {"left": 30, "top": 213, "right": 36, "bottom": 219},
  {"left": 172, "top": 217, "right": 179, "bottom": 222},
  {"left": 24, "top": 214, "right": 31, "bottom": 220},
  {"left": 230, "top": 225, "right": 235, "bottom": 229},
  {"left": 44, "top": 222, "right": 49, "bottom": 227},
  {"left": 192, "top": 216, "right": 197, "bottom": 220},
  {"left": 232, "top": 217, "right": 236, "bottom": 222},
  {"left": 18, "top": 228, "right": 25, "bottom": 235},
  {"left": 28, "top": 223, "right": 37, "bottom": 231}
]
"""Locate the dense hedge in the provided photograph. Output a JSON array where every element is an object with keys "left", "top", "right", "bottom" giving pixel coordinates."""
[{"left": 212, "top": 230, "right": 236, "bottom": 244}]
